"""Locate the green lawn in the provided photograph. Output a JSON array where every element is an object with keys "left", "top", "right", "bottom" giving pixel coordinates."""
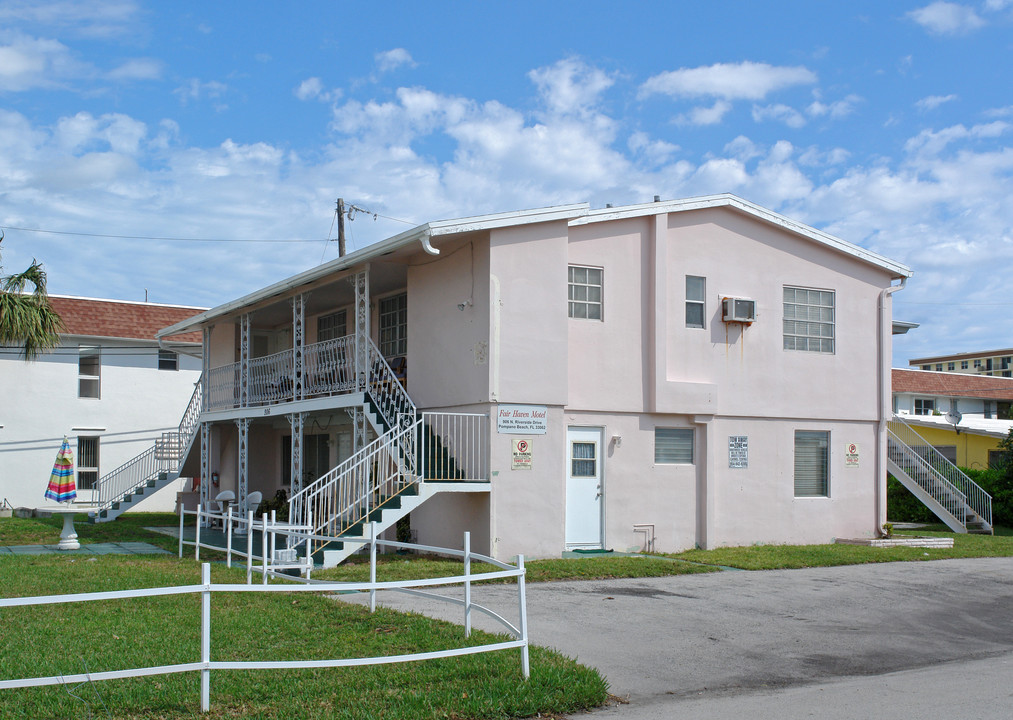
[
  {"left": 668, "top": 525, "right": 1013, "bottom": 570},
  {"left": 0, "top": 555, "right": 608, "bottom": 720},
  {"left": 0, "top": 512, "right": 182, "bottom": 552}
]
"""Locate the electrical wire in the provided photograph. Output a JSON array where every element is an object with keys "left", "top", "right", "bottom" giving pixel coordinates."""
[{"left": 1, "top": 225, "right": 329, "bottom": 244}]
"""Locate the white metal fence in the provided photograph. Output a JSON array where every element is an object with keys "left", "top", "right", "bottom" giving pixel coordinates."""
[{"left": 0, "top": 512, "right": 530, "bottom": 714}]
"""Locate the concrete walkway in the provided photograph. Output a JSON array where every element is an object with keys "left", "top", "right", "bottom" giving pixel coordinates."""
[
  {"left": 340, "top": 557, "right": 1013, "bottom": 719},
  {"left": 0, "top": 542, "right": 171, "bottom": 555}
]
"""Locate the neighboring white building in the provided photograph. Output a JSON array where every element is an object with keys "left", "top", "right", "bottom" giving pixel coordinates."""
[{"left": 0, "top": 295, "right": 203, "bottom": 511}]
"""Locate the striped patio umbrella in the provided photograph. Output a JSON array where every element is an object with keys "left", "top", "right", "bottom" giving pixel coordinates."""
[{"left": 44, "top": 437, "right": 76, "bottom": 503}]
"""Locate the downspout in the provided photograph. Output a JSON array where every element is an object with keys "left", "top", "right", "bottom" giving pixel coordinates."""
[
  {"left": 876, "top": 276, "right": 907, "bottom": 535},
  {"left": 419, "top": 229, "right": 440, "bottom": 256}
]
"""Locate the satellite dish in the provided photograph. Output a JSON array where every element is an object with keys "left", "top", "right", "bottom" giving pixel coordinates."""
[{"left": 946, "top": 408, "right": 962, "bottom": 426}]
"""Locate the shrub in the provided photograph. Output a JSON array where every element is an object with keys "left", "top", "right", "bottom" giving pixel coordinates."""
[{"left": 886, "top": 473, "right": 937, "bottom": 523}]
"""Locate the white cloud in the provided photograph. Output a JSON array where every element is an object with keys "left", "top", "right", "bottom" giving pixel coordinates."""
[
  {"left": 639, "top": 61, "right": 817, "bottom": 101},
  {"left": 752, "top": 103, "right": 806, "bottom": 128},
  {"left": 807, "top": 94, "right": 861, "bottom": 119},
  {"left": 294, "top": 77, "right": 342, "bottom": 103},
  {"left": 904, "top": 121, "right": 1010, "bottom": 156},
  {"left": 173, "top": 78, "right": 228, "bottom": 107},
  {"left": 677, "top": 100, "right": 732, "bottom": 126},
  {"left": 0, "top": 34, "right": 91, "bottom": 91},
  {"left": 907, "top": 2, "right": 985, "bottom": 35},
  {"left": 915, "top": 94, "right": 958, "bottom": 111},
  {"left": 528, "top": 57, "right": 614, "bottom": 117},
  {"left": 0, "top": 0, "right": 140, "bottom": 39},
  {"left": 107, "top": 57, "right": 162, "bottom": 81},
  {"left": 375, "top": 48, "right": 416, "bottom": 73},
  {"left": 628, "top": 132, "right": 678, "bottom": 165}
]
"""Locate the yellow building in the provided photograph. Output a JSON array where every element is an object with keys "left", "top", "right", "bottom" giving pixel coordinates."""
[{"left": 894, "top": 416, "right": 1010, "bottom": 470}]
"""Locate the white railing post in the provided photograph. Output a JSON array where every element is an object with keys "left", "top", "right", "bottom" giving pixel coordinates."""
[
  {"left": 201, "top": 562, "right": 211, "bottom": 713},
  {"left": 178, "top": 508, "right": 185, "bottom": 558},
  {"left": 369, "top": 521, "right": 377, "bottom": 613},
  {"left": 464, "top": 531, "right": 472, "bottom": 638},
  {"left": 305, "top": 508, "right": 314, "bottom": 580},
  {"left": 246, "top": 511, "right": 254, "bottom": 585},
  {"left": 226, "top": 508, "right": 233, "bottom": 568},
  {"left": 262, "top": 514, "right": 269, "bottom": 585},
  {"left": 517, "top": 554, "right": 529, "bottom": 680},
  {"left": 195, "top": 505, "right": 202, "bottom": 561}
]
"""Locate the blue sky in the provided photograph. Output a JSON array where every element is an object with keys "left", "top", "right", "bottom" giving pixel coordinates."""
[{"left": 1, "top": 1, "right": 1012, "bottom": 365}]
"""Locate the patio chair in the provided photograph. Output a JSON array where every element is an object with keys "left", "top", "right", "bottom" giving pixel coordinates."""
[
  {"left": 211, "top": 490, "right": 235, "bottom": 527},
  {"left": 247, "top": 491, "right": 263, "bottom": 518}
]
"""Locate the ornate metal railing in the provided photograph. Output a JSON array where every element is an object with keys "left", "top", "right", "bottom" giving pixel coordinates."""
[
  {"left": 248, "top": 348, "right": 294, "bottom": 405},
  {"left": 304, "top": 336, "right": 356, "bottom": 396}
]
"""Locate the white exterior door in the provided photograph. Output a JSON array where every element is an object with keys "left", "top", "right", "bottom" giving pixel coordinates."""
[{"left": 565, "top": 427, "right": 603, "bottom": 549}]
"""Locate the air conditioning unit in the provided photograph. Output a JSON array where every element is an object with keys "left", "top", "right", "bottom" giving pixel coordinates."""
[{"left": 722, "top": 297, "right": 757, "bottom": 324}]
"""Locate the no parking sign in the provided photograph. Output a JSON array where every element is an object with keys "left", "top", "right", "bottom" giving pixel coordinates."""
[
  {"left": 512, "top": 438, "right": 533, "bottom": 470},
  {"left": 845, "top": 442, "right": 860, "bottom": 467}
]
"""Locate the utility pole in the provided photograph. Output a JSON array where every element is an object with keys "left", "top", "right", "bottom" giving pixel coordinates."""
[{"left": 336, "top": 198, "right": 346, "bottom": 257}]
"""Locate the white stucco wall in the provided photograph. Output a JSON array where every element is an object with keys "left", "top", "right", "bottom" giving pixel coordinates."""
[{"left": 0, "top": 340, "right": 201, "bottom": 511}]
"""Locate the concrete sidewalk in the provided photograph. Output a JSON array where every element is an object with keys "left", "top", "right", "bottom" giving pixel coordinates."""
[
  {"left": 340, "top": 557, "right": 1013, "bottom": 718},
  {"left": 0, "top": 542, "right": 171, "bottom": 555}
]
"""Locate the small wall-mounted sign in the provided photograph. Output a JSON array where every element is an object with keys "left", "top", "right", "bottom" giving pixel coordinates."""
[
  {"left": 512, "top": 438, "right": 533, "bottom": 470},
  {"left": 728, "top": 436, "right": 748, "bottom": 468},
  {"left": 497, "top": 405, "right": 548, "bottom": 434},
  {"left": 845, "top": 442, "right": 860, "bottom": 467}
]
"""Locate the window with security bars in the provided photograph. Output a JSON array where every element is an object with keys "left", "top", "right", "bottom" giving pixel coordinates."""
[
  {"left": 571, "top": 441, "right": 597, "bottom": 477},
  {"left": 686, "top": 276, "right": 706, "bottom": 328},
  {"left": 794, "top": 430, "right": 829, "bottom": 497},
  {"left": 783, "top": 287, "right": 835, "bottom": 353},
  {"left": 79, "top": 346, "right": 101, "bottom": 398},
  {"left": 655, "top": 428, "right": 694, "bottom": 464},
  {"left": 77, "top": 436, "right": 99, "bottom": 490},
  {"left": 568, "top": 265, "right": 603, "bottom": 320},
  {"left": 378, "top": 294, "right": 407, "bottom": 357},
  {"left": 317, "top": 310, "right": 347, "bottom": 342}
]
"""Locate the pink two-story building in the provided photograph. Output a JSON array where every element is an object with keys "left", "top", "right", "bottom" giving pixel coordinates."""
[{"left": 155, "top": 194, "right": 911, "bottom": 561}]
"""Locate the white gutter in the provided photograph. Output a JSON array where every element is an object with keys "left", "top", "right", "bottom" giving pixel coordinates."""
[{"left": 420, "top": 229, "right": 440, "bottom": 255}]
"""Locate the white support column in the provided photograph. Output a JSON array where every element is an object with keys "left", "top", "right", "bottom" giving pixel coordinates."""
[
  {"left": 289, "top": 411, "right": 305, "bottom": 513},
  {"left": 201, "top": 326, "right": 211, "bottom": 412},
  {"left": 239, "top": 314, "right": 251, "bottom": 408},
  {"left": 292, "top": 294, "right": 305, "bottom": 401},
  {"left": 352, "top": 267, "right": 370, "bottom": 393},
  {"left": 200, "top": 422, "right": 210, "bottom": 528},
  {"left": 236, "top": 417, "right": 249, "bottom": 516}
]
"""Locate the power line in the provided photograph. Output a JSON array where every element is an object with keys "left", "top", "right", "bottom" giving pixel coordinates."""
[{"left": 0, "top": 225, "right": 329, "bottom": 244}]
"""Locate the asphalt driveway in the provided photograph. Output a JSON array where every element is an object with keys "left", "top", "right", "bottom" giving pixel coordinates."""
[{"left": 340, "top": 557, "right": 1013, "bottom": 718}]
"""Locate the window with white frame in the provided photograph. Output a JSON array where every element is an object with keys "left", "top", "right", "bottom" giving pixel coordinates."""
[
  {"left": 158, "top": 349, "right": 178, "bottom": 371},
  {"left": 79, "top": 346, "right": 101, "bottom": 398},
  {"left": 568, "top": 265, "right": 603, "bottom": 320},
  {"left": 378, "top": 294, "right": 407, "bottom": 357},
  {"left": 655, "top": 428, "right": 694, "bottom": 464},
  {"left": 914, "top": 398, "right": 935, "bottom": 415},
  {"left": 317, "top": 310, "right": 347, "bottom": 342},
  {"left": 783, "top": 287, "right": 835, "bottom": 353},
  {"left": 794, "top": 430, "right": 829, "bottom": 497},
  {"left": 686, "top": 276, "right": 706, "bottom": 328},
  {"left": 570, "top": 441, "right": 597, "bottom": 477},
  {"left": 77, "top": 436, "right": 99, "bottom": 490},
  {"left": 961, "top": 361, "right": 969, "bottom": 369}
]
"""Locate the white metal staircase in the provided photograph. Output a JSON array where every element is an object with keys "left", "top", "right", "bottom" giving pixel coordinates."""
[
  {"left": 91, "top": 380, "right": 203, "bottom": 522},
  {"left": 887, "top": 416, "right": 992, "bottom": 534},
  {"left": 289, "top": 340, "right": 489, "bottom": 567}
]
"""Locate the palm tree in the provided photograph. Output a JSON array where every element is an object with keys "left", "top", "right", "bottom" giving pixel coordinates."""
[{"left": 0, "top": 238, "right": 64, "bottom": 360}]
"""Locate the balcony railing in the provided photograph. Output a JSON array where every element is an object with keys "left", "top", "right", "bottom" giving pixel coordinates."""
[{"left": 205, "top": 335, "right": 358, "bottom": 412}]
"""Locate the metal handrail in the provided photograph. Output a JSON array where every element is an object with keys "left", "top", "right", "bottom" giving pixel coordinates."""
[
  {"left": 366, "top": 339, "right": 416, "bottom": 430},
  {"left": 888, "top": 416, "right": 992, "bottom": 529}
]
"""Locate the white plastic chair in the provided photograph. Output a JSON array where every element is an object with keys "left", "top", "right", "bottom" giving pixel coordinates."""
[
  {"left": 246, "top": 491, "right": 263, "bottom": 517},
  {"left": 212, "top": 490, "right": 235, "bottom": 527}
]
